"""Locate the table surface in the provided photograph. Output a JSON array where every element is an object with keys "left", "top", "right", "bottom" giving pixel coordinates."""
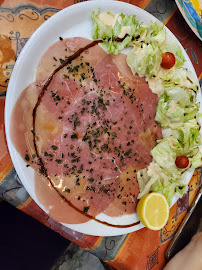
[{"left": 0, "top": 0, "right": 202, "bottom": 269}]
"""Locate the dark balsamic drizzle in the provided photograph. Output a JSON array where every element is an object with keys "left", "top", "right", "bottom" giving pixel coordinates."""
[
  {"left": 32, "top": 39, "right": 140, "bottom": 229},
  {"left": 105, "top": 34, "right": 140, "bottom": 43}
]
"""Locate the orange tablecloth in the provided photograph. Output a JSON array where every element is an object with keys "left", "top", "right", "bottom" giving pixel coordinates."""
[{"left": 0, "top": 0, "right": 202, "bottom": 269}]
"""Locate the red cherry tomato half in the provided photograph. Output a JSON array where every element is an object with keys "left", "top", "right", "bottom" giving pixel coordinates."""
[
  {"left": 161, "top": 52, "right": 176, "bottom": 69},
  {"left": 175, "top": 155, "right": 189, "bottom": 169}
]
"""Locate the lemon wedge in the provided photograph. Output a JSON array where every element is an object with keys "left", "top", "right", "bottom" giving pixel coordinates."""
[{"left": 137, "top": 192, "right": 169, "bottom": 231}]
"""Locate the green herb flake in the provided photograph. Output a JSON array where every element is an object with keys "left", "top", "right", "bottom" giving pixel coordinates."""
[
  {"left": 59, "top": 58, "right": 65, "bottom": 64},
  {"left": 55, "top": 159, "right": 62, "bottom": 164},
  {"left": 88, "top": 178, "right": 94, "bottom": 182},
  {"left": 25, "top": 154, "right": 30, "bottom": 161},
  {"left": 84, "top": 206, "right": 90, "bottom": 213},
  {"left": 112, "top": 132, "right": 117, "bottom": 138},
  {"left": 71, "top": 133, "right": 78, "bottom": 140},
  {"left": 64, "top": 74, "right": 69, "bottom": 79}
]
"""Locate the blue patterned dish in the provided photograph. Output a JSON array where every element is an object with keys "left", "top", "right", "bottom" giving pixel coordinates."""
[{"left": 175, "top": 0, "right": 202, "bottom": 40}]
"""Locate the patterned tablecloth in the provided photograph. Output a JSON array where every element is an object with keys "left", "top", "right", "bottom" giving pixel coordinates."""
[{"left": 0, "top": 0, "right": 202, "bottom": 269}]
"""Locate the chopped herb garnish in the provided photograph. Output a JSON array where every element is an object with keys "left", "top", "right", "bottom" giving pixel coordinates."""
[
  {"left": 55, "top": 159, "right": 62, "bottom": 163},
  {"left": 59, "top": 58, "right": 64, "bottom": 64},
  {"left": 64, "top": 74, "right": 69, "bottom": 79},
  {"left": 71, "top": 157, "right": 80, "bottom": 163},
  {"left": 73, "top": 117, "right": 81, "bottom": 129},
  {"left": 81, "top": 108, "right": 85, "bottom": 114},
  {"left": 101, "top": 144, "right": 108, "bottom": 152},
  {"left": 106, "top": 100, "right": 110, "bottom": 105},
  {"left": 39, "top": 168, "right": 45, "bottom": 175},
  {"left": 84, "top": 206, "right": 90, "bottom": 213},
  {"left": 76, "top": 181, "right": 80, "bottom": 186},
  {"left": 81, "top": 73, "right": 85, "bottom": 80},
  {"left": 88, "top": 178, "right": 94, "bottom": 182},
  {"left": 25, "top": 154, "right": 30, "bottom": 161},
  {"left": 112, "top": 132, "right": 117, "bottom": 138},
  {"left": 51, "top": 145, "right": 58, "bottom": 150},
  {"left": 71, "top": 133, "right": 78, "bottom": 139}
]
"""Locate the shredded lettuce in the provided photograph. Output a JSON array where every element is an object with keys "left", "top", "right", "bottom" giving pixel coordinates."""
[
  {"left": 99, "top": 36, "right": 132, "bottom": 55},
  {"left": 91, "top": 9, "right": 139, "bottom": 54},
  {"left": 138, "top": 119, "right": 202, "bottom": 205},
  {"left": 137, "top": 162, "right": 187, "bottom": 205},
  {"left": 147, "top": 22, "right": 166, "bottom": 47},
  {"left": 189, "top": 150, "right": 202, "bottom": 170},
  {"left": 92, "top": 9, "right": 113, "bottom": 40},
  {"left": 161, "top": 68, "right": 198, "bottom": 91},
  {"left": 127, "top": 43, "right": 162, "bottom": 78},
  {"left": 155, "top": 90, "right": 199, "bottom": 128}
]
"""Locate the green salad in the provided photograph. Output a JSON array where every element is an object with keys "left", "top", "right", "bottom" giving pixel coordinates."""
[{"left": 91, "top": 9, "right": 202, "bottom": 205}]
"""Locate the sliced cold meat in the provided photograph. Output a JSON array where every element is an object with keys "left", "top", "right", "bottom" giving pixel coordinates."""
[{"left": 11, "top": 37, "right": 162, "bottom": 224}]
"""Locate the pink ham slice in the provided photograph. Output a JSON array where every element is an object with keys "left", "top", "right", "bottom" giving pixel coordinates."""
[
  {"left": 11, "top": 37, "right": 162, "bottom": 224},
  {"left": 37, "top": 39, "right": 161, "bottom": 216},
  {"left": 36, "top": 37, "right": 106, "bottom": 82}
]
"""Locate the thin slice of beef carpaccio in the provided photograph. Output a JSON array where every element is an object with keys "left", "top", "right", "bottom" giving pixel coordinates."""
[{"left": 11, "top": 37, "right": 162, "bottom": 225}]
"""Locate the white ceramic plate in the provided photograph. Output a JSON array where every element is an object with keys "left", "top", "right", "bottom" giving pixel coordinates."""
[{"left": 5, "top": 1, "right": 201, "bottom": 236}]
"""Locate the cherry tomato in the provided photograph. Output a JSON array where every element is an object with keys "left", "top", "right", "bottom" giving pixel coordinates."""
[
  {"left": 161, "top": 52, "right": 175, "bottom": 69},
  {"left": 175, "top": 155, "right": 189, "bottom": 169}
]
